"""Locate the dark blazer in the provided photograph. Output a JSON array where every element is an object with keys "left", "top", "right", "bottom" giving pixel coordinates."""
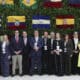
[
  {"left": 72, "top": 39, "right": 79, "bottom": 50},
  {"left": 30, "top": 37, "right": 43, "bottom": 57},
  {"left": 0, "top": 42, "right": 11, "bottom": 62},
  {"left": 10, "top": 36, "right": 23, "bottom": 55},
  {"left": 22, "top": 37, "right": 30, "bottom": 56},
  {"left": 0, "top": 42, "right": 11, "bottom": 56},
  {"left": 42, "top": 38, "right": 50, "bottom": 51},
  {"left": 63, "top": 39, "right": 73, "bottom": 56},
  {"left": 49, "top": 38, "right": 55, "bottom": 51}
]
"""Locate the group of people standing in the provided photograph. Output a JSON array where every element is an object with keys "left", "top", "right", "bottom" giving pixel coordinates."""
[{"left": 0, "top": 30, "right": 80, "bottom": 77}]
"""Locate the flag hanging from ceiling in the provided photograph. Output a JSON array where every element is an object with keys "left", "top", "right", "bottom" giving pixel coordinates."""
[
  {"left": 20, "top": 0, "right": 38, "bottom": 9},
  {"left": 7, "top": 16, "right": 26, "bottom": 30},
  {"left": 69, "top": 0, "right": 80, "bottom": 8},
  {"left": 0, "top": 0, "right": 14, "bottom": 6},
  {"left": 32, "top": 15, "right": 50, "bottom": 29},
  {"left": 0, "top": 16, "right": 2, "bottom": 28},
  {"left": 44, "top": 0, "right": 63, "bottom": 8},
  {"left": 56, "top": 15, "right": 75, "bottom": 29}
]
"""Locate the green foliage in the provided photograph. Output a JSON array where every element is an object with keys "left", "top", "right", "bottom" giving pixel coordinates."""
[{"left": 0, "top": 0, "right": 80, "bottom": 35}]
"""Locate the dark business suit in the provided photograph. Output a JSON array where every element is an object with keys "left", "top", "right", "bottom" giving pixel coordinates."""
[
  {"left": 63, "top": 39, "right": 73, "bottom": 75},
  {"left": 0, "top": 42, "right": 11, "bottom": 77},
  {"left": 48, "top": 38, "right": 55, "bottom": 74},
  {"left": 10, "top": 36, "right": 23, "bottom": 55},
  {"left": 53, "top": 39, "right": 64, "bottom": 75},
  {"left": 42, "top": 38, "right": 50, "bottom": 74},
  {"left": 29, "top": 37, "right": 43, "bottom": 74},
  {"left": 22, "top": 37, "right": 31, "bottom": 74},
  {"left": 71, "top": 38, "right": 79, "bottom": 74},
  {"left": 10, "top": 36, "right": 23, "bottom": 75}
]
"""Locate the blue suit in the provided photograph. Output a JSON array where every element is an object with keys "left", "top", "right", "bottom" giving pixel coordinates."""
[
  {"left": 0, "top": 42, "right": 11, "bottom": 76},
  {"left": 30, "top": 37, "right": 43, "bottom": 74}
]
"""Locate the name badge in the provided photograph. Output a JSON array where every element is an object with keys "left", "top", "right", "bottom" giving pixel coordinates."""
[{"left": 44, "top": 46, "right": 48, "bottom": 50}]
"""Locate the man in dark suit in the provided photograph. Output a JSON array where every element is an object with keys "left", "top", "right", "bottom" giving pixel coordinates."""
[
  {"left": 22, "top": 31, "right": 30, "bottom": 75},
  {"left": 42, "top": 31, "right": 49, "bottom": 74},
  {"left": 29, "top": 30, "right": 43, "bottom": 75},
  {"left": 63, "top": 34, "right": 73, "bottom": 75},
  {"left": 71, "top": 32, "right": 79, "bottom": 74},
  {"left": 10, "top": 30, "right": 23, "bottom": 76},
  {"left": 48, "top": 32, "right": 55, "bottom": 74},
  {"left": 53, "top": 32, "right": 64, "bottom": 76}
]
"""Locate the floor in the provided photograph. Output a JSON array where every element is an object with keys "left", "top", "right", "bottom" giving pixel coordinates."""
[{"left": 0, "top": 75, "right": 80, "bottom": 80}]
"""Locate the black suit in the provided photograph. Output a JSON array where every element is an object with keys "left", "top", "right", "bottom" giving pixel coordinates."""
[
  {"left": 63, "top": 39, "right": 73, "bottom": 75},
  {"left": 71, "top": 39, "right": 79, "bottom": 74},
  {"left": 48, "top": 38, "right": 55, "bottom": 74},
  {"left": 22, "top": 37, "right": 31, "bottom": 74},
  {"left": 42, "top": 38, "right": 50, "bottom": 74},
  {"left": 53, "top": 39, "right": 64, "bottom": 75}
]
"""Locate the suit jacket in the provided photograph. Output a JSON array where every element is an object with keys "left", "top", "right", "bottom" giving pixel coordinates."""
[
  {"left": 10, "top": 36, "right": 23, "bottom": 55},
  {"left": 63, "top": 39, "right": 73, "bottom": 56},
  {"left": 49, "top": 38, "right": 55, "bottom": 51},
  {"left": 0, "top": 42, "right": 11, "bottom": 61},
  {"left": 22, "top": 37, "right": 31, "bottom": 56},
  {"left": 30, "top": 37, "right": 43, "bottom": 57},
  {"left": 72, "top": 38, "right": 79, "bottom": 51},
  {"left": 53, "top": 39, "right": 64, "bottom": 54}
]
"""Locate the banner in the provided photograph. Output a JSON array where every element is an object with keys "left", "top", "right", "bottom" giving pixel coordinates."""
[
  {"left": 7, "top": 16, "right": 26, "bottom": 30},
  {"left": 32, "top": 15, "right": 50, "bottom": 29},
  {"left": 69, "top": 0, "right": 80, "bottom": 8},
  {"left": 56, "top": 15, "right": 75, "bottom": 29},
  {"left": 20, "top": 0, "right": 38, "bottom": 9},
  {"left": 0, "top": 0, "right": 14, "bottom": 6},
  {"left": 44, "top": 0, "right": 62, "bottom": 8}
]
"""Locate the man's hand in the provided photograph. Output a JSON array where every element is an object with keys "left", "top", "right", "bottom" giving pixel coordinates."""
[
  {"left": 54, "top": 50, "right": 60, "bottom": 55},
  {"left": 51, "top": 51, "right": 54, "bottom": 54},
  {"left": 14, "top": 50, "right": 21, "bottom": 55},
  {"left": 34, "top": 47, "right": 39, "bottom": 52}
]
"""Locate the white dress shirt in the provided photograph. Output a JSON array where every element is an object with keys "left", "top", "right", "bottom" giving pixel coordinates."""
[
  {"left": 34, "top": 37, "right": 39, "bottom": 48},
  {"left": 2, "top": 41, "right": 6, "bottom": 54},
  {"left": 74, "top": 38, "right": 78, "bottom": 50},
  {"left": 24, "top": 37, "right": 27, "bottom": 45}
]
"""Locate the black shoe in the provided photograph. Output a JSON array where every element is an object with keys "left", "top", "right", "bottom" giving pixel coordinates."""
[
  {"left": 19, "top": 74, "right": 23, "bottom": 76},
  {"left": 11, "top": 74, "right": 15, "bottom": 77}
]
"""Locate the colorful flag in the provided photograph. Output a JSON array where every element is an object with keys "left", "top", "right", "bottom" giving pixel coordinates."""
[
  {"left": 32, "top": 15, "right": 50, "bottom": 29},
  {"left": 0, "top": 16, "right": 2, "bottom": 28},
  {"left": 7, "top": 16, "right": 26, "bottom": 30},
  {"left": 0, "top": 0, "right": 14, "bottom": 5},
  {"left": 56, "top": 15, "right": 75, "bottom": 29},
  {"left": 69, "top": 0, "right": 80, "bottom": 8},
  {"left": 44, "top": 0, "right": 62, "bottom": 8},
  {"left": 20, "top": 0, "right": 38, "bottom": 9}
]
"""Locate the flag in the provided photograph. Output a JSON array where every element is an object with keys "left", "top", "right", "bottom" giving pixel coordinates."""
[
  {"left": 69, "top": 0, "right": 80, "bottom": 8},
  {"left": 0, "top": 16, "right": 2, "bottom": 28},
  {"left": 7, "top": 16, "right": 26, "bottom": 30},
  {"left": 56, "top": 15, "right": 75, "bottom": 29},
  {"left": 44, "top": 0, "right": 62, "bottom": 8},
  {"left": 20, "top": 0, "right": 38, "bottom": 9},
  {"left": 32, "top": 15, "right": 50, "bottom": 29},
  {"left": 0, "top": 0, "right": 14, "bottom": 5}
]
